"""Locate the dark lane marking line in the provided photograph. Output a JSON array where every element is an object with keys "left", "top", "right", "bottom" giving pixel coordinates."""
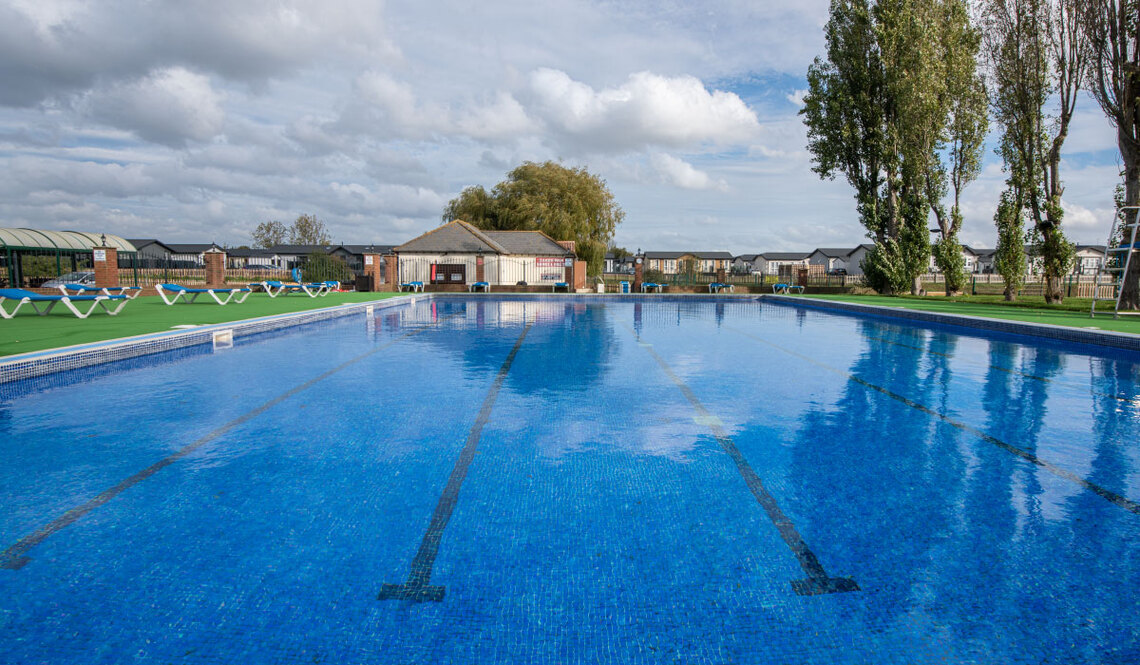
[
  {"left": 867, "top": 334, "right": 1135, "bottom": 403},
  {"left": 730, "top": 327, "right": 1140, "bottom": 516},
  {"left": 379, "top": 323, "right": 532, "bottom": 603},
  {"left": 1, "top": 314, "right": 463, "bottom": 571},
  {"left": 624, "top": 325, "right": 858, "bottom": 597}
]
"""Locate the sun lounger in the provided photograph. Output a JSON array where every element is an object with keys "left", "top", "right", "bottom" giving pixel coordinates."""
[
  {"left": 772, "top": 283, "right": 805, "bottom": 294},
  {"left": 709, "top": 283, "right": 734, "bottom": 293},
  {"left": 0, "top": 288, "right": 129, "bottom": 319},
  {"left": 641, "top": 282, "right": 663, "bottom": 293},
  {"left": 156, "top": 283, "right": 252, "bottom": 305},
  {"left": 57, "top": 283, "right": 143, "bottom": 299},
  {"left": 469, "top": 281, "right": 490, "bottom": 292},
  {"left": 256, "top": 280, "right": 329, "bottom": 298},
  {"left": 553, "top": 282, "right": 570, "bottom": 292},
  {"left": 398, "top": 281, "right": 425, "bottom": 292}
]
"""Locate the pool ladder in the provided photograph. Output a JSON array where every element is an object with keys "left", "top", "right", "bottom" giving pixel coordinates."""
[{"left": 1091, "top": 206, "right": 1140, "bottom": 319}]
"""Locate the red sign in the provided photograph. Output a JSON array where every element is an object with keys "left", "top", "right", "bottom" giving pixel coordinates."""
[{"left": 536, "top": 257, "right": 563, "bottom": 267}]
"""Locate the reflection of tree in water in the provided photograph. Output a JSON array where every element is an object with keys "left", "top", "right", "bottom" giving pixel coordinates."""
[
  {"left": 401, "top": 300, "right": 616, "bottom": 396},
  {"left": 928, "top": 340, "right": 1063, "bottom": 644},
  {"left": 784, "top": 322, "right": 1140, "bottom": 659},
  {"left": 1055, "top": 355, "right": 1140, "bottom": 656},
  {"left": 505, "top": 302, "right": 615, "bottom": 396},
  {"left": 786, "top": 319, "right": 963, "bottom": 627},
  {"left": 897, "top": 339, "right": 1138, "bottom": 660}
]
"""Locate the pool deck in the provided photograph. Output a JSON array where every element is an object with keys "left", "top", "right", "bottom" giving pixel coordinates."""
[
  {"left": 768, "top": 295, "right": 1140, "bottom": 352},
  {"left": 3, "top": 291, "right": 1138, "bottom": 385}
]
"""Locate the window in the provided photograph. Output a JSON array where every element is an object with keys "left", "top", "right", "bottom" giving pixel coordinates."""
[{"left": 431, "top": 263, "right": 466, "bottom": 284}]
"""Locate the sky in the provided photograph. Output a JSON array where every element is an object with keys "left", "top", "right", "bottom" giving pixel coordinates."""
[{"left": 0, "top": 0, "right": 1126, "bottom": 254}]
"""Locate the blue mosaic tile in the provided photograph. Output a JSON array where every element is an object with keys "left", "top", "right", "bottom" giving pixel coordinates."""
[{"left": 1, "top": 297, "right": 1138, "bottom": 663}]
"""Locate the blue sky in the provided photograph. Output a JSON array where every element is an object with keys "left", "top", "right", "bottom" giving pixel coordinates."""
[{"left": 0, "top": 0, "right": 1124, "bottom": 253}]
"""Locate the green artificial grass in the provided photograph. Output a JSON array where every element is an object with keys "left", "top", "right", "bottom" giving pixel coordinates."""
[
  {"left": 0, "top": 292, "right": 402, "bottom": 357},
  {"left": 799, "top": 293, "right": 1140, "bottom": 335}
]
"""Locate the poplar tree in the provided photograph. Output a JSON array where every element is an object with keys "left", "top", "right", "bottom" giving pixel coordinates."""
[
  {"left": 802, "top": 0, "right": 987, "bottom": 294},
  {"left": 934, "top": 0, "right": 989, "bottom": 294},
  {"left": 981, "top": 0, "right": 1084, "bottom": 303}
]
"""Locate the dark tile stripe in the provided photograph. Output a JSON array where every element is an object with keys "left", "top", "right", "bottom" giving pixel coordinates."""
[
  {"left": 0, "top": 314, "right": 461, "bottom": 571},
  {"left": 379, "top": 323, "right": 532, "bottom": 603},
  {"left": 627, "top": 326, "right": 858, "bottom": 597}
]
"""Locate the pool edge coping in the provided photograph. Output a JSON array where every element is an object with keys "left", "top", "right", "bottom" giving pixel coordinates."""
[
  {"left": 0, "top": 295, "right": 420, "bottom": 385},
  {"left": 765, "top": 294, "right": 1140, "bottom": 351},
  {"left": 6, "top": 292, "right": 1137, "bottom": 385}
]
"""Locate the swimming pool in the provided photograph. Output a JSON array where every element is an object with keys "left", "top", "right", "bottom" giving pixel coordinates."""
[{"left": 2, "top": 296, "right": 1138, "bottom": 663}]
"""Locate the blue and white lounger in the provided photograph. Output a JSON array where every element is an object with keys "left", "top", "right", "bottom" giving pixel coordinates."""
[
  {"left": 156, "top": 283, "right": 252, "bottom": 305},
  {"left": 398, "top": 281, "right": 425, "bottom": 292},
  {"left": 256, "top": 280, "right": 330, "bottom": 298},
  {"left": 0, "top": 288, "right": 129, "bottom": 319},
  {"left": 708, "top": 282, "right": 734, "bottom": 293},
  {"left": 469, "top": 281, "right": 490, "bottom": 292},
  {"left": 553, "top": 282, "right": 570, "bottom": 292},
  {"left": 641, "top": 282, "right": 664, "bottom": 293},
  {"left": 58, "top": 283, "right": 143, "bottom": 299},
  {"left": 772, "top": 283, "right": 805, "bottom": 294}
]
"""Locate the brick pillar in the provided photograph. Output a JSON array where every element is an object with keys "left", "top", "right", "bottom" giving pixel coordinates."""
[
  {"left": 362, "top": 253, "right": 382, "bottom": 291},
  {"left": 633, "top": 258, "right": 643, "bottom": 292},
  {"left": 476, "top": 255, "right": 485, "bottom": 283},
  {"left": 384, "top": 253, "right": 398, "bottom": 289},
  {"left": 204, "top": 249, "right": 226, "bottom": 288},
  {"left": 93, "top": 245, "right": 119, "bottom": 288},
  {"left": 716, "top": 267, "right": 726, "bottom": 284},
  {"left": 797, "top": 268, "right": 808, "bottom": 288}
]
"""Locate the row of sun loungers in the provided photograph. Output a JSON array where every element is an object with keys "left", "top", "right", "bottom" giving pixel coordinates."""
[
  {"left": 1, "top": 279, "right": 342, "bottom": 319},
  {"left": 0, "top": 288, "right": 131, "bottom": 319}
]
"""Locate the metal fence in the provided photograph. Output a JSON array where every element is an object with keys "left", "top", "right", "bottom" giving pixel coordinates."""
[{"left": 1, "top": 248, "right": 98, "bottom": 288}]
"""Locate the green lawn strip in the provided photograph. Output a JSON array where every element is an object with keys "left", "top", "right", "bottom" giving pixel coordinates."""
[
  {"left": 797, "top": 293, "right": 1140, "bottom": 335},
  {"left": 1, "top": 292, "right": 403, "bottom": 357}
]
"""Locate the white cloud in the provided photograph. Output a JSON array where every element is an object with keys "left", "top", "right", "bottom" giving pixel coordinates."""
[
  {"left": 527, "top": 69, "right": 761, "bottom": 152},
  {"left": 0, "top": 0, "right": 393, "bottom": 106},
  {"left": 85, "top": 68, "right": 226, "bottom": 146},
  {"left": 651, "top": 153, "right": 728, "bottom": 192}
]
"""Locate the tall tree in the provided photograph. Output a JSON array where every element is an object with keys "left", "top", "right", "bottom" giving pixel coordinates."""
[
  {"left": 289, "top": 214, "right": 332, "bottom": 245},
  {"left": 1076, "top": 0, "right": 1140, "bottom": 308},
  {"left": 442, "top": 185, "right": 499, "bottom": 228},
  {"left": 251, "top": 215, "right": 332, "bottom": 247},
  {"left": 993, "top": 189, "right": 1029, "bottom": 298},
  {"left": 802, "top": 0, "right": 888, "bottom": 241},
  {"left": 251, "top": 220, "right": 288, "bottom": 248},
  {"left": 803, "top": 0, "right": 987, "bottom": 294},
  {"left": 981, "top": 0, "right": 1085, "bottom": 303},
  {"left": 933, "top": 0, "right": 990, "bottom": 294},
  {"left": 443, "top": 161, "right": 624, "bottom": 275}
]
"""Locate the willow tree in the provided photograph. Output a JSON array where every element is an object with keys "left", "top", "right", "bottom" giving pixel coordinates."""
[
  {"left": 443, "top": 161, "right": 623, "bottom": 275},
  {"left": 981, "top": 0, "right": 1085, "bottom": 303},
  {"left": 802, "top": 0, "right": 987, "bottom": 294},
  {"left": 1077, "top": 0, "right": 1140, "bottom": 308}
]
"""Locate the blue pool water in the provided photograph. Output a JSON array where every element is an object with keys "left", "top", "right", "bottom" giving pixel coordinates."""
[{"left": 2, "top": 297, "right": 1139, "bottom": 664}]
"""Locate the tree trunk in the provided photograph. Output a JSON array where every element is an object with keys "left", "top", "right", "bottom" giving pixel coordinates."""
[
  {"left": 1118, "top": 157, "right": 1140, "bottom": 310},
  {"left": 911, "top": 275, "right": 922, "bottom": 296},
  {"left": 1004, "top": 285, "right": 1015, "bottom": 301},
  {"left": 1045, "top": 274, "right": 1063, "bottom": 303}
]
